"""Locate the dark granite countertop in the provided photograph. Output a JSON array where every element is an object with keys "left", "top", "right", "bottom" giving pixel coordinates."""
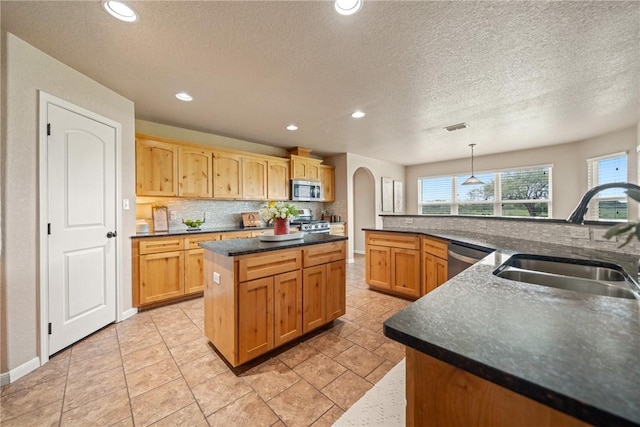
[
  {"left": 131, "top": 226, "right": 272, "bottom": 239},
  {"left": 199, "top": 233, "right": 348, "bottom": 257},
  {"left": 367, "top": 228, "right": 640, "bottom": 426}
]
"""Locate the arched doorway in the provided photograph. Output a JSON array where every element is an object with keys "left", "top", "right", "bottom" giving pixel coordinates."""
[{"left": 353, "top": 167, "right": 376, "bottom": 255}]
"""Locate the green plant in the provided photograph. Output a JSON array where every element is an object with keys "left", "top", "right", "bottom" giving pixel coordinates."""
[{"left": 604, "top": 188, "right": 640, "bottom": 247}]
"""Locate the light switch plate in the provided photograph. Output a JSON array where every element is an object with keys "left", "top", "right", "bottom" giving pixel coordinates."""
[
  {"left": 122, "top": 198, "right": 129, "bottom": 210},
  {"left": 213, "top": 272, "right": 221, "bottom": 284},
  {"left": 569, "top": 227, "right": 590, "bottom": 239}
]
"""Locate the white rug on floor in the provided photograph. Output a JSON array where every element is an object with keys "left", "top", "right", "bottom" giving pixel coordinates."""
[{"left": 333, "top": 358, "right": 406, "bottom": 427}]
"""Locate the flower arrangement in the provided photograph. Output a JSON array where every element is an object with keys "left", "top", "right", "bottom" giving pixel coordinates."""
[{"left": 259, "top": 201, "right": 299, "bottom": 224}]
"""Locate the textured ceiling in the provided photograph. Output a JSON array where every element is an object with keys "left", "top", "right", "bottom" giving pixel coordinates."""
[{"left": 2, "top": 1, "right": 639, "bottom": 165}]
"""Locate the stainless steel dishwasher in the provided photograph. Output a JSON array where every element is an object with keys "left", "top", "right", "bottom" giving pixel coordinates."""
[{"left": 448, "top": 242, "right": 494, "bottom": 280}]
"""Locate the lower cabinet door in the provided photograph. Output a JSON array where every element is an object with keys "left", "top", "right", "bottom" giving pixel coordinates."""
[
  {"left": 139, "top": 251, "right": 185, "bottom": 305},
  {"left": 302, "top": 265, "right": 326, "bottom": 333},
  {"left": 391, "top": 248, "right": 421, "bottom": 298},
  {"left": 366, "top": 245, "right": 391, "bottom": 289},
  {"left": 326, "top": 260, "right": 346, "bottom": 322},
  {"left": 424, "top": 253, "right": 449, "bottom": 295},
  {"left": 274, "top": 270, "right": 303, "bottom": 346},
  {"left": 238, "top": 277, "right": 274, "bottom": 364},
  {"left": 184, "top": 248, "right": 204, "bottom": 294}
]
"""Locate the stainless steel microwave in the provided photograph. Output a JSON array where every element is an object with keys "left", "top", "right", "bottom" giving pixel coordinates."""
[{"left": 291, "top": 180, "right": 323, "bottom": 201}]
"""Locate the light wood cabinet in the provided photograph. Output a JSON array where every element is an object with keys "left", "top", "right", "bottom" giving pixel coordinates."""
[
  {"left": 136, "top": 137, "right": 178, "bottom": 196},
  {"left": 319, "top": 165, "right": 335, "bottom": 202},
  {"left": 139, "top": 249, "right": 184, "bottom": 305},
  {"left": 422, "top": 237, "right": 448, "bottom": 294},
  {"left": 133, "top": 233, "right": 220, "bottom": 307},
  {"left": 242, "top": 156, "right": 268, "bottom": 200},
  {"left": 366, "top": 231, "right": 421, "bottom": 298},
  {"left": 390, "top": 248, "right": 421, "bottom": 298},
  {"left": 220, "top": 230, "right": 255, "bottom": 240},
  {"left": 213, "top": 152, "right": 242, "bottom": 199},
  {"left": 238, "top": 277, "right": 274, "bottom": 364},
  {"left": 406, "top": 348, "right": 588, "bottom": 427},
  {"left": 290, "top": 155, "right": 322, "bottom": 181},
  {"left": 204, "top": 241, "right": 346, "bottom": 367},
  {"left": 178, "top": 146, "right": 213, "bottom": 198},
  {"left": 267, "top": 159, "right": 290, "bottom": 200}
]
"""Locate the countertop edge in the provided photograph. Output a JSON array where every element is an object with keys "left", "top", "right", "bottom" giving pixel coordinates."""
[
  {"left": 383, "top": 323, "right": 634, "bottom": 427},
  {"left": 199, "top": 234, "right": 348, "bottom": 257}
]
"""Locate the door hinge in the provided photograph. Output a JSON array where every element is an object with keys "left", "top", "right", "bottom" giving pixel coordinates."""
[
  {"left": 48, "top": 323, "right": 52, "bottom": 335},
  {"left": 48, "top": 223, "right": 51, "bottom": 235},
  {"left": 47, "top": 123, "right": 51, "bottom": 136}
]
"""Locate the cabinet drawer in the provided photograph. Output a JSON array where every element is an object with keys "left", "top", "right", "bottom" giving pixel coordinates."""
[
  {"left": 423, "top": 237, "right": 448, "bottom": 259},
  {"left": 239, "top": 249, "right": 302, "bottom": 282},
  {"left": 185, "top": 233, "right": 220, "bottom": 249},
  {"left": 221, "top": 230, "right": 254, "bottom": 240},
  {"left": 139, "top": 237, "right": 184, "bottom": 254},
  {"left": 303, "top": 242, "right": 346, "bottom": 267},
  {"left": 366, "top": 232, "right": 420, "bottom": 250}
]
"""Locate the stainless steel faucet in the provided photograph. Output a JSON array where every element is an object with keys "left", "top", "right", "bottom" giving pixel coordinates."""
[{"left": 566, "top": 182, "right": 640, "bottom": 224}]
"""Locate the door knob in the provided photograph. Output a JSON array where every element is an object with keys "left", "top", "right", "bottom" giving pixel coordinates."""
[{"left": 107, "top": 231, "right": 118, "bottom": 238}]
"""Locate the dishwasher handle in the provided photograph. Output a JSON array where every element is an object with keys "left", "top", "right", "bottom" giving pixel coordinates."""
[{"left": 447, "top": 250, "right": 483, "bottom": 265}]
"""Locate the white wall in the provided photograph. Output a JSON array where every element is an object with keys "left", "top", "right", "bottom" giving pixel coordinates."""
[
  {"left": 1, "top": 33, "right": 136, "bottom": 375},
  {"left": 406, "top": 127, "right": 639, "bottom": 219},
  {"left": 353, "top": 168, "right": 375, "bottom": 253},
  {"left": 344, "top": 153, "right": 405, "bottom": 261}
]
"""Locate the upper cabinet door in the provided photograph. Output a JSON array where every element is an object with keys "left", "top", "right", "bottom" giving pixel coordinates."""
[
  {"left": 267, "top": 159, "right": 290, "bottom": 200},
  {"left": 307, "top": 160, "right": 321, "bottom": 181},
  {"left": 213, "top": 152, "right": 242, "bottom": 199},
  {"left": 319, "top": 165, "right": 335, "bottom": 202},
  {"left": 242, "top": 156, "right": 268, "bottom": 200},
  {"left": 136, "top": 138, "right": 178, "bottom": 196},
  {"left": 290, "top": 155, "right": 322, "bottom": 181},
  {"left": 179, "top": 147, "right": 213, "bottom": 198}
]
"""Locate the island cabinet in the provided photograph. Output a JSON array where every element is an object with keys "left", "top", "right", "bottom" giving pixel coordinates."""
[
  {"left": 136, "top": 137, "right": 178, "bottom": 196},
  {"left": 203, "top": 239, "right": 347, "bottom": 367},
  {"left": 366, "top": 231, "right": 421, "bottom": 299},
  {"left": 422, "top": 236, "right": 448, "bottom": 294}
]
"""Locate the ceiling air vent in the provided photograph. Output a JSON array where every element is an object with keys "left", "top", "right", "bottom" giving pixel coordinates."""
[{"left": 443, "top": 122, "right": 469, "bottom": 132}]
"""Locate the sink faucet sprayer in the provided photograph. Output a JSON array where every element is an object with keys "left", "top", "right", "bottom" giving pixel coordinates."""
[{"left": 566, "top": 182, "right": 640, "bottom": 225}]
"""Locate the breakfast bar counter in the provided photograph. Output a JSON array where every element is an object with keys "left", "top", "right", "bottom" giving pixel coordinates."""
[{"left": 375, "top": 228, "right": 640, "bottom": 426}]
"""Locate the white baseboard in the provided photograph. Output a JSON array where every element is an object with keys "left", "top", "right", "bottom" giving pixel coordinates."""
[
  {"left": 119, "top": 307, "right": 138, "bottom": 322},
  {"left": 5, "top": 357, "right": 41, "bottom": 384},
  {"left": 0, "top": 371, "right": 10, "bottom": 386},
  {"left": 354, "top": 250, "right": 365, "bottom": 255}
]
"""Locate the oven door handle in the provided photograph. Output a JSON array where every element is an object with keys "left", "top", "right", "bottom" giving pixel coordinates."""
[{"left": 447, "top": 250, "right": 481, "bottom": 265}]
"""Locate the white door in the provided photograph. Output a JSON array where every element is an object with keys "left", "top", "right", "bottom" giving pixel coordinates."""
[{"left": 47, "top": 103, "right": 117, "bottom": 354}]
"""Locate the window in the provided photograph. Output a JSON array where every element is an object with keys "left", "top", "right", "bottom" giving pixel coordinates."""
[
  {"left": 418, "top": 166, "right": 551, "bottom": 217},
  {"left": 587, "top": 152, "right": 628, "bottom": 220}
]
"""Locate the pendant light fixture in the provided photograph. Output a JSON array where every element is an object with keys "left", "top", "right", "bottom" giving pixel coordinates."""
[{"left": 462, "top": 143, "right": 484, "bottom": 185}]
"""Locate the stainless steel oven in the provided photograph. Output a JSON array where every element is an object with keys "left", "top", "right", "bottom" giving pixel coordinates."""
[{"left": 448, "top": 242, "right": 494, "bottom": 280}]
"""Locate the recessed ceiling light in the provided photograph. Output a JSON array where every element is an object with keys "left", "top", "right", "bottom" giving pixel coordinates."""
[
  {"left": 102, "top": 0, "right": 138, "bottom": 23},
  {"left": 175, "top": 92, "right": 193, "bottom": 102},
  {"left": 286, "top": 124, "right": 299, "bottom": 131},
  {"left": 443, "top": 122, "right": 469, "bottom": 132},
  {"left": 351, "top": 111, "right": 365, "bottom": 118},
  {"left": 335, "top": 0, "right": 363, "bottom": 16}
]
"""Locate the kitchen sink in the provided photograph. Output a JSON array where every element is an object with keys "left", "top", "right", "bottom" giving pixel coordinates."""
[{"left": 493, "top": 254, "right": 639, "bottom": 300}]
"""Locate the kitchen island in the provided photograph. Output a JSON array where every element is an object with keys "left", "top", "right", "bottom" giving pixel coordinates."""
[
  {"left": 375, "top": 228, "right": 640, "bottom": 426},
  {"left": 200, "top": 233, "right": 348, "bottom": 367}
]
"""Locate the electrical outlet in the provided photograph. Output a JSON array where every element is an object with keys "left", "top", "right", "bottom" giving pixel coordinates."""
[
  {"left": 213, "top": 272, "right": 221, "bottom": 284},
  {"left": 569, "top": 227, "right": 590, "bottom": 240},
  {"left": 404, "top": 218, "right": 414, "bottom": 225},
  {"left": 170, "top": 211, "right": 178, "bottom": 221},
  {"left": 476, "top": 220, "right": 487, "bottom": 229},
  {"left": 593, "top": 228, "right": 615, "bottom": 242}
]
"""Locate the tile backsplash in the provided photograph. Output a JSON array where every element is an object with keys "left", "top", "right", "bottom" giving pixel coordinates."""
[
  {"left": 136, "top": 198, "right": 337, "bottom": 232},
  {"left": 382, "top": 215, "right": 640, "bottom": 255}
]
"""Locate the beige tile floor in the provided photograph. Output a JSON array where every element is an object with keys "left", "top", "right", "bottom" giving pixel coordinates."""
[{"left": 1, "top": 254, "right": 410, "bottom": 426}]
